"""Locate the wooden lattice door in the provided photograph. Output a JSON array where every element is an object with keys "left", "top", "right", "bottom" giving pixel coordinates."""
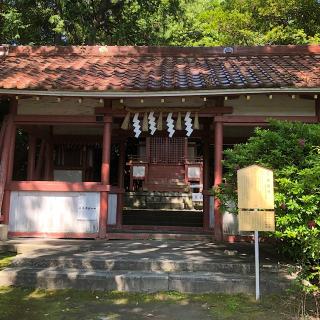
[{"left": 149, "top": 137, "right": 186, "bottom": 164}]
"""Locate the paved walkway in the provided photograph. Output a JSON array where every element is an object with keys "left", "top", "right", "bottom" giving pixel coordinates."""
[
  {"left": 0, "top": 239, "right": 294, "bottom": 293},
  {"left": 1, "top": 238, "right": 286, "bottom": 265}
]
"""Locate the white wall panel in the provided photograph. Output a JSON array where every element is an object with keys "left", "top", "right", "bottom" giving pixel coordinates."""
[
  {"left": 9, "top": 191, "right": 99, "bottom": 234},
  {"left": 107, "top": 194, "right": 117, "bottom": 225}
]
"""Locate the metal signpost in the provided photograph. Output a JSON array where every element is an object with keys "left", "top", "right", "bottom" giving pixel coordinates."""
[{"left": 237, "top": 165, "right": 275, "bottom": 300}]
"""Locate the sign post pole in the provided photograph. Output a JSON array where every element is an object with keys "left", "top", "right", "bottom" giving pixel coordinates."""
[
  {"left": 237, "top": 165, "right": 275, "bottom": 300},
  {"left": 254, "top": 230, "right": 260, "bottom": 300}
]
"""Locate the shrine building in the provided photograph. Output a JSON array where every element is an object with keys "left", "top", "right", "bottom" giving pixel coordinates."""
[{"left": 0, "top": 45, "right": 319, "bottom": 241}]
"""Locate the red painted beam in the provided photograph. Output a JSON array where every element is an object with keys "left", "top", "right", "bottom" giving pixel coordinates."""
[
  {"left": 8, "top": 231, "right": 98, "bottom": 239},
  {"left": 8, "top": 181, "right": 111, "bottom": 192},
  {"left": 95, "top": 107, "right": 233, "bottom": 116},
  {"left": 113, "top": 225, "right": 204, "bottom": 232}
]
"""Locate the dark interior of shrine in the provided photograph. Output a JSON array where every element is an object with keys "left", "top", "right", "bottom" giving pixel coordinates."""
[{"left": 11, "top": 124, "right": 253, "bottom": 228}]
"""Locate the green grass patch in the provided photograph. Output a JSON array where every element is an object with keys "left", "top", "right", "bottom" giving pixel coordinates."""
[
  {"left": 0, "top": 288, "right": 318, "bottom": 320},
  {"left": 0, "top": 252, "right": 16, "bottom": 270}
]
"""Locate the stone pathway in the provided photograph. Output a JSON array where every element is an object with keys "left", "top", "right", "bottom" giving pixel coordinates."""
[{"left": 0, "top": 239, "right": 294, "bottom": 294}]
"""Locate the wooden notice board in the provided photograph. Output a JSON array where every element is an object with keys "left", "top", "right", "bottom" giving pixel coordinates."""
[
  {"left": 237, "top": 165, "right": 275, "bottom": 231},
  {"left": 237, "top": 165, "right": 274, "bottom": 210},
  {"left": 238, "top": 210, "right": 275, "bottom": 231}
]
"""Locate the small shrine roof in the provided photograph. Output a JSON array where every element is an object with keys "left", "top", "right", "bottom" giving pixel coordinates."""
[{"left": 0, "top": 45, "right": 320, "bottom": 95}]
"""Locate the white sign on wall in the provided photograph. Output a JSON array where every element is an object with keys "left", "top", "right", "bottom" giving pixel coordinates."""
[
  {"left": 188, "top": 166, "right": 201, "bottom": 179},
  {"left": 133, "top": 165, "right": 146, "bottom": 178},
  {"left": 192, "top": 193, "right": 203, "bottom": 202},
  {"left": 77, "top": 193, "right": 99, "bottom": 221}
]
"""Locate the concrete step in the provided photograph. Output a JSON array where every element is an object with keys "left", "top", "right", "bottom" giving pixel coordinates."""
[
  {"left": 106, "top": 231, "right": 212, "bottom": 241},
  {"left": 144, "top": 185, "right": 189, "bottom": 192},
  {"left": 138, "top": 202, "right": 186, "bottom": 210},
  {"left": 0, "top": 267, "right": 293, "bottom": 293},
  {"left": 122, "top": 211, "right": 203, "bottom": 227},
  {"left": 10, "top": 256, "right": 284, "bottom": 275},
  {"left": 126, "top": 192, "right": 191, "bottom": 197}
]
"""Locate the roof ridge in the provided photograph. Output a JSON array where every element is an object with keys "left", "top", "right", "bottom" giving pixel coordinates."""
[{"left": 1, "top": 45, "right": 320, "bottom": 57}]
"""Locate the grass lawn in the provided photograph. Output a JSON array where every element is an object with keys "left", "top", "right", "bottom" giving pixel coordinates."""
[
  {"left": 0, "top": 252, "right": 318, "bottom": 320},
  {"left": 0, "top": 288, "right": 318, "bottom": 320},
  {"left": 0, "top": 252, "right": 16, "bottom": 270}
]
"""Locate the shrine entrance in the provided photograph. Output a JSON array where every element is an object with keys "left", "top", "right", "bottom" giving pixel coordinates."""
[{"left": 122, "top": 136, "right": 204, "bottom": 228}]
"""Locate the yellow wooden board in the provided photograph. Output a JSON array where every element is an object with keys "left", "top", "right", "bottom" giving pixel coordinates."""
[
  {"left": 238, "top": 210, "right": 275, "bottom": 231},
  {"left": 237, "top": 165, "right": 274, "bottom": 210}
]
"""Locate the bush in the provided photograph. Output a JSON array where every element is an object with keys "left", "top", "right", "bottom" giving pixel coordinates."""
[{"left": 216, "top": 120, "right": 320, "bottom": 292}]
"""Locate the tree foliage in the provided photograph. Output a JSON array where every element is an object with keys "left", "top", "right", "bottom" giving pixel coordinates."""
[
  {"left": 1, "top": 0, "right": 320, "bottom": 46},
  {"left": 0, "top": 0, "right": 183, "bottom": 45},
  {"left": 216, "top": 121, "right": 320, "bottom": 292}
]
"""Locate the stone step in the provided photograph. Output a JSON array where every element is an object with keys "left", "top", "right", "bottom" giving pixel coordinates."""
[
  {"left": 122, "top": 210, "right": 203, "bottom": 226},
  {"left": 106, "top": 231, "right": 213, "bottom": 241},
  {"left": 144, "top": 185, "right": 189, "bottom": 192},
  {"left": 10, "top": 256, "right": 283, "bottom": 275},
  {"left": 126, "top": 192, "right": 191, "bottom": 196},
  {"left": 0, "top": 267, "right": 293, "bottom": 294},
  {"left": 137, "top": 202, "right": 186, "bottom": 210}
]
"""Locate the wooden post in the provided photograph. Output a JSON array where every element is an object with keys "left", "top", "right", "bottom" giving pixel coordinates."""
[
  {"left": 44, "top": 127, "right": 54, "bottom": 181},
  {"left": 203, "top": 124, "right": 210, "bottom": 190},
  {"left": 0, "top": 115, "right": 8, "bottom": 152},
  {"left": 44, "top": 144, "right": 53, "bottom": 180},
  {"left": 27, "top": 135, "right": 36, "bottom": 180},
  {"left": 118, "top": 140, "right": 126, "bottom": 189},
  {"left": 0, "top": 117, "right": 13, "bottom": 217},
  {"left": 1, "top": 100, "right": 17, "bottom": 224},
  {"left": 99, "top": 116, "right": 112, "bottom": 238},
  {"left": 214, "top": 120, "right": 223, "bottom": 241},
  {"left": 203, "top": 130, "right": 210, "bottom": 230},
  {"left": 316, "top": 98, "right": 320, "bottom": 123},
  {"left": 35, "top": 140, "right": 46, "bottom": 180},
  {"left": 117, "top": 140, "right": 125, "bottom": 227}
]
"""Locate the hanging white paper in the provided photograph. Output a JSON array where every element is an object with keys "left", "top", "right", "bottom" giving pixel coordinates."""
[
  {"left": 132, "top": 113, "right": 141, "bottom": 138},
  {"left": 166, "top": 113, "right": 175, "bottom": 138},
  {"left": 184, "top": 112, "right": 193, "bottom": 137},
  {"left": 148, "top": 112, "right": 157, "bottom": 135}
]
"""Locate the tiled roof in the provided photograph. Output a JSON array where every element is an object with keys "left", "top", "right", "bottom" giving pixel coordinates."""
[{"left": 0, "top": 45, "right": 320, "bottom": 92}]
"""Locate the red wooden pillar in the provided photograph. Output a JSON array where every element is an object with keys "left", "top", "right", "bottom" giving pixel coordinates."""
[
  {"left": 202, "top": 134, "right": 210, "bottom": 230},
  {"left": 203, "top": 138, "right": 210, "bottom": 190},
  {"left": 27, "top": 135, "right": 36, "bottom": 180},
  {"left": 0, "top": 115, "right": 8, "bottom": 150},
  {"left": 214, "top": 120, "right": 223, "bottom": 241},
  {"left": 44, "top": 142, "right": 54, "bottom": 180},
  {"left": 316, "top": 98, "right": 320, "bottom": 122},
  {"left": 117, "top": 140, "right": 126, "bottom": 227},
  {"left": 99, "top": 116, "right": 112, "bottom": 238},
  {"left": 35, "top": 140, "right": 46, "bottom": 180},
  {"left": 118, "top": 140, "right": 126, "bottom": 189},
  {"left": 0, "top": 116, "right": 14, "bottom": 220},
  {"left": 1, "top": 100, "right": 17, "bottom": 224},
  {"left": 44, "top": 127, "right": 54, "bottom": 181}
]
